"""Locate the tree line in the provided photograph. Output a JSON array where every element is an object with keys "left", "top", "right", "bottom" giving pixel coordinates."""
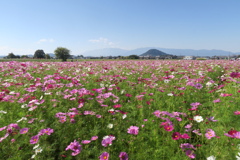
[{"left": 5, "top": 47, "right": 71, "bottom": 62}]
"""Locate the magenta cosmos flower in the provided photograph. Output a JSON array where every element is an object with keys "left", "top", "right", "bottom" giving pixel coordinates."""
[
  {"left": 234, "top": 111, "right": 240, "bottom": 115},
  {"left": 164, "top": 125, "right": 174, "bottom": 132},
  {"left": 119, "top": 152, "right": 128, "bottom": 160},
  {"left": 99, "top": 152, "right": 109, "bottom": 160},
  {"left": 172, "top": 132, "right": 181, "bottom": 140},
  {"left": 127, "top": 126, "right": 139, "bottom": 135},
  {"left": 30, "top": 135, "right": 39, "bottom": 144},
  {"left": 65, "top": 140, "right": 82, "bottom": 156}
]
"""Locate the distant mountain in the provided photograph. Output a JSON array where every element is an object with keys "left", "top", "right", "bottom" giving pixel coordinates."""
[
  {"left": 80, "top": 47, "right": 240, "bottom": 57},
  {"left": 140, "top": 49, "right": 169, "bottom": 56}
]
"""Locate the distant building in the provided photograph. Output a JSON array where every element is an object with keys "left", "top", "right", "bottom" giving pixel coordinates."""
[{"left": 183, "top": 56, "right": 196, "bottom": 60}]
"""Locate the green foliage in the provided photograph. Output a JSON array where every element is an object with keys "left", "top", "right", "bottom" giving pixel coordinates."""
[
  {"left": 128, "top": 55, "right": 139, "bottom": 59},
  {"left": 21, "top": 55, "right": 29, "bottom": 58},
  {"left": 45, "top": 54, "right": 51, "bottom": 59},
  {"left": 6, "top": 53, "right": 18, "bottom": 59},
  {"left": 54, "top": 47, "right": 71, "bottom": 62},
  {"left": 34, "top": 50, "right": 46, "bottom": 59}
]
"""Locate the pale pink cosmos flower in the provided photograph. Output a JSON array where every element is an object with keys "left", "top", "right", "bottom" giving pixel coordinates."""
[
  {"left": 81, "top": 140, "right": 91, "bottom": 144},
  {"left": 101, "top": 135, "right": 115, "bottom": 147},
  {"left": 213, "top": 99, "right": 221, "bottom": 103},
  {"left": 20, "top": 128, "right": 29, "bottom": 134},
  {"left": 127, "top": 126, "right": 139, "bottom": 135},
  {"left": 91, "top": 136, "right": 98, "bottom": 141},
  {"left": 205, "top": 129, "right": 216, "bottom": 139}
]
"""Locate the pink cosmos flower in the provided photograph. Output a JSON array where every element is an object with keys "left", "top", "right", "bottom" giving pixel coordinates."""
[
  {"left": 192, "top": 129, "right": 202, "bottom": 135},
  {"left": 224, "top": 129, "right": 240, "bottom": 139},
  {"left": 234, "top": 111, "right": 240, "bottom": 115},
  {"left": 0, "top": 126, "right": 7, "bottom": 131},
  {"left": 127, "top": 126, "right": 139, "bottom": 135},
  {"left": 19, "top": 128, "right": 29, "bottom": 134},
  {"left": 11, "top": 139, "right": 15, "bottom": 143},
  {"left": 99, "top": 152, "right": 109, "bottom": 160},
  {"left": 181, "top": 133, "right": 190, "bottom": 139},
  {"left": 207, "top": 116, "right": 218, "bottom": 122},
  {"left": 194, "top": 83, "right": 203, "bottom": 89},
  {"left": 190, "top": 102, "right": 201, "bottom": 107},
  {"left": 213, "top": 99, "right": 221, "bottom": 103},
  {"left": 188, "top": 106, "right": 198, "bottom": 111},
  {"left": 185, "top": 150, "right": 196, "bottom": 159},
  {"left": 113, "top": 104, "right": 122, "bottom": 108},
  {"left": 164, "top": 125, "right": 174, "bottom": 132},
  {"left": 65, "top": 140, "right": 82, "bottom": 156},
  {"left": 119, "top": 152, "right": 128, "bottom": 160},
  {"left": 101, "top": 135, "right": 115, "bottom": 147},
  {"left": 30, "top": 135, "right": 39, "bottom": 144},
  {"left": 39, "top": 128, "right": 54, "bottom": 135},
  {"left": 180, "top": 143, "right": 196, "bottom": 151},
  {"left": 220, "top": 93, "right": 232, "bottom": 97},
  {"left": 96, "top": 114, "right": 102, "bottom": 118},
  {"left": 205, "top": 129, "right": 216, "bottom": 139},
  {"left": 81, "top": 140, "right": 91, "bottom": 144},
  {"left": 8, "top": 123, "right": 20, "bottom": 130},
  {"left": 91, "top": 136, "right": 98, "bottom": 141},
  {"left": 230, "top": 72, "right": 240, "bottom": 78}
]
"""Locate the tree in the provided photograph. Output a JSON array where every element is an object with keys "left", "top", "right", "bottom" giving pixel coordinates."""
[
  {"left": 34, "top": 50, "right": 45, "bottom": 58},
  {"left": 128, "top": 55, "right": 139, "bottom": 59},
  {"left": 21, "top": 55, "right": 29, "bottom": 58},
  {"left": 45, "top": 54, "right": 51, "bottom": 59},
  {"left": 54, "top": 47, "right": 71, "bottom": 62},
  {"left": 7, "top": 52, "right": 16, "bottom": 58}
]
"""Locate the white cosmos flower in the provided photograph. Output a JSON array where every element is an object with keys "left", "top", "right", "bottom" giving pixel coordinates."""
[
  {"left": 237, "top": 152, "right": 240, "bottom": 160},
  {"left": 164, "top": 79, "right": 170, "bottom": 83},
  {"left": 21, "top": 104, "right": 27, "bottom": 108},
  {"left": 122, "top": 114, "right": 127, "bottom": 119},
  {"left": 0, "top": 111, "right": 7, "bottom": 114},
  {"left": 207, "top": 155, "right": 216, "bottom": 160},
  {"left": 35, "top": 147, "right": 42, "bottom": 154},
  {"left": 33, "top": 144, "right": 39, "bottom": 150},
  {"left": 167, "top": 93, "right": 173, "bottom": 96},
  {"left": 107, "top": 124, "right": 113, "bottom": 129},
  {"left": 16, "top": 117, "right": 27, "bottom": 123},
  {"left": 31, "top": 154, "right": 36, "bottom": 159},
  {"left": 193, "top": 116, "right": 203, "bottom": 123},
  {"left": 206, "top": 82, "right": 213, "bottom": 87}
]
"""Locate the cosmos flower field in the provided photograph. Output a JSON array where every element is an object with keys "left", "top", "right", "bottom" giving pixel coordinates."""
[{"left": 0, "top": 60, "right": 240, "bottom": 160}]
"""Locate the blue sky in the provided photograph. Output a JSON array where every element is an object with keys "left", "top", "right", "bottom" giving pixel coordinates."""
[{"left": 1, "top": 0, "right": 240, "bottom": 56}]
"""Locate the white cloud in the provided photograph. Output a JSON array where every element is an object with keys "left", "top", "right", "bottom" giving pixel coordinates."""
[
  {"left": 89, "top": 37, "right": 115, "bottom": 47},
  {"left": 37, "top": 38, "right": 55, "bottom": 44}
]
